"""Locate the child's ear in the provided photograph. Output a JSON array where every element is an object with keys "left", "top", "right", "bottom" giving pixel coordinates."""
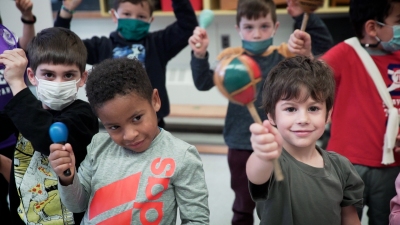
[
  {"left": 151, "top": 89, "right": 161, "bottom": 112},
  {"left": 27, "top": 68, "right": 37, "bottom": 86},
  {"left": 364, "top": 19, "right": 378, "bottom": 38},
  {"left": 326, "top": 108, "right": 333, "bottom": 124},
  {"left": 149, "top": 16, "right": 154, "bottom": 23},
  {"left": 110, "top": 9, "right": 118, "bottom": 23},
  {"left": 78, "top": 71, "right": 88, "bottom": 88},
  {"left": 267, "top": 113, "right": 276, "bottom": 126},
  {"left": 273, "top": 21, "right": 280, "bottom": 35}
]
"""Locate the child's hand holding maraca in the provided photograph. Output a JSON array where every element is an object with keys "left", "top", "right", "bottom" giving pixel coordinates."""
[
  {"left": 189, "top": 27, "right": 209, "bottom": 58},
  {"left": 288, "top": 29, "right": 313, "bottom": 59},
  {"left": 49, "top": 143, "right": 76, "bottom": 185},
  {"left": 250, "top": 120, "right": 283, "bottom": 162}
]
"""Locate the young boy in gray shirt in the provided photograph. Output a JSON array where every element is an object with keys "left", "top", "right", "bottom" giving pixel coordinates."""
[{"left": 49, "top": 57, "right": 209, "bottom": 225}]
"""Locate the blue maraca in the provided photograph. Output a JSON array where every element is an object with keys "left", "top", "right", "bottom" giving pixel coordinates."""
[
  {"left": 195, "top": 9, "right": 215, "bottom": 48},
  {"left": 49, "top": 122, "right": 71, "bottom": 176}
]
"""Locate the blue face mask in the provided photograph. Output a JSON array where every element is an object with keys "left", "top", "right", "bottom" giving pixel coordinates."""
[
  {"left": 242, "top": 37, "right": 273, "bottom": 55},
  {"left": 376, "top": 21, "right": 400, "bottom": 52}
]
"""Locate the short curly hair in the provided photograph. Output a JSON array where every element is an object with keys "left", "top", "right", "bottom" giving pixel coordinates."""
[
  {"left": 262, "top": 56, "right": 335, "bottom": 121},
  {"left": 85, "top": 58, "right": 153, "bottom": 115}
]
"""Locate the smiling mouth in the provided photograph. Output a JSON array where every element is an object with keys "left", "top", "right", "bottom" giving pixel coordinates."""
[{"left": 127, "top": 140, "right": 144, "bottom": 148}]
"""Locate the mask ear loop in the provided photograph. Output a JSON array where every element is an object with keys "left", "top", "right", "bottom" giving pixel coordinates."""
[{"left": 361, "top": 21, "right": 384, "bottom": 48}]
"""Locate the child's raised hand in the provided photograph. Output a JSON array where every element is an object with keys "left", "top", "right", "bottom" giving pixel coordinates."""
[
  {"left": 49, "top": 143, "right": 75, "bottom": 184},
  {"left": 63, "top": 0, "right": 82, "bottom": 11},
  {"left": 250, "top": 120, "right": 283, "bottom": 162},
  {"left": 286, "top": 0, "right": 304, "bottom": 17},
  {"left": 15, "top": 0, "right": 33, "bottom": 19},
  {"left": 0, "top": 49, "right": 28, "bottom": 93},
  {"left": 288, "top": 29, "right": 313, "bottom": 59},
  {"left": 188, "top": 26, "right": 209, "bottom": 59}
]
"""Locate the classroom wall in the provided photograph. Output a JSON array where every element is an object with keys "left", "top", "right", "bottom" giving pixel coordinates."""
[{"left": 0, "top": 1, "right": 346, "bottom": 107}]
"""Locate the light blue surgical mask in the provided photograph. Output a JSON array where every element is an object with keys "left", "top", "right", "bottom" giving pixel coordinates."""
[
  {"left": 114, "top": 11, "right": 150, "bottom": 41},
  {"left": 376, "top": 21, "right": 400, "bottom": 52},
  {"left": 242, "top": 37, "right": 273, "bottom": 55}
]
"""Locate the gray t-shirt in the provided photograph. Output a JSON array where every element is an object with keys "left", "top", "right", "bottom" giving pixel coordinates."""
[
  {"left": 58, "top": 129, "right": 209, "bottom": 224},
  {"left": 249, "top": 146, "right": 364, "bottom": 225}
]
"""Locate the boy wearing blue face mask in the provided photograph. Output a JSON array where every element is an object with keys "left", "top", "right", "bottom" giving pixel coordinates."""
[
  {"left": 0, "top": 27, "right": 99, "bottom": 225},
  {"left": 289, "top": 0, "right": 400, "bottom": 224},
  {"left": 188, "top": 0, "right": 333, "bottom": 224},
  {"left": 54, "top": 0, "right": 198, "bottom": 128}
]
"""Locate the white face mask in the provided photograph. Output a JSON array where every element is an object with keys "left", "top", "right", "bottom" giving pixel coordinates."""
[{"left": 35, "top": 77, "right": 80, "bottom": 110}]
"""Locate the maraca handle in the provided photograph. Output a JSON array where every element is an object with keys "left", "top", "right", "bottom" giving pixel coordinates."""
[
  {"left": 246, "top": 103, "right": 284, "bottom": 181},
  {"left": 300, "top": 12, "right": 309, "bottom": 31}
]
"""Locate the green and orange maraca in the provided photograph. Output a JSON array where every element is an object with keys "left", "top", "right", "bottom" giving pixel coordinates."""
[{"left": 214, "top": 54, "right": 284, "bottom": 181}]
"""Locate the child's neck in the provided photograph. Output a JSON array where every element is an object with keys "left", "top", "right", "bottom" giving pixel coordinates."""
[{"left": 285, "top": 145, "right": 324, "bottom": 168}]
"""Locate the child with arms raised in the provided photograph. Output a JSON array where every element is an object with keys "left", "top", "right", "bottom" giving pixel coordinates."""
[
  {"left": 0, "top": 27, "right": 99, "bottom": 225},
  {"left": 188, "top": 0, "right": 333, "bottom": 223},
  {"left": 54, "top": 0, "right": 198, "bottom": 128},
  {"left": 247, "top": 56, "right": 364, "bottom": 225},
  {"left": 49, "top": 57, "right": 209, "bottom": 224},
  {"left": 289, "top": 0, "right": 400, "bottom": 223}
]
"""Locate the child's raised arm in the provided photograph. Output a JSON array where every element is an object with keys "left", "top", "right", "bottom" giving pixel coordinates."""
[
  {"left": 0, "top": 49, "right": 28, "bottom": 96},
  {"left": 59, "top": 0, "right": 82, "bottom": 19},
  {"left": 246, "top": 120, "right": 283, "bottom": 185},
  {"left": 288, "top": 29, "right": 313, "bottom": 59},
  {"left": 15, "top": 0, "right": 35, "bottom": 50},
  {"left": 188, "top": 27, "right": 209, "bottom": 59}
]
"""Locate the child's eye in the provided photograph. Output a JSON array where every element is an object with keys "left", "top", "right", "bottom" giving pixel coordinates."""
[
  {"left": 64, "top": 73, "right": 74, "bottom": 79},
  {"left": 244, "top": 26, "right": 253, "bottom": 30},
  {"left": 261, "top": 24, "right": 270, "bottom": 29},
  {"left": 309, "top": 106, "right": 320, "bottom": 112},
  {"left": 133, "top": 115, "right": 142, "bottom": 122},
  {"left": 285, "top": 107, "right": 296, "bottom": 112},
  {"left": 108, "top": 125, "right": 119, "bottom": 130},
  {"left": 43, "top": 73, "right": 53, "bottom": 78}
]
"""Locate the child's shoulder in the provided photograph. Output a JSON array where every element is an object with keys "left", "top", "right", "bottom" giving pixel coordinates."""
[
  {"left": 159, "top": 129, "right": 194, "bottom": 151},
  {"left": 324, "top": 150, "right": 354, "bottom": 173}
]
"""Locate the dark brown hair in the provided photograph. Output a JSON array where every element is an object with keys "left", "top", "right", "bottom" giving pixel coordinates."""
[
  {"left": 262, "top": 56, "right": 335, "bottom": 120},
  {"left": 236, "top": 0, "right": 277, "bottom": 26},
  {"left": 113, "top": 0, "right": 155, "bottom": 15},
  {"left": 27, "top": 27, "right": 87, "bottom": 73}
]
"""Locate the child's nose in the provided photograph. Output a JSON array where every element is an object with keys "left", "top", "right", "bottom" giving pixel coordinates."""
[
  {"left": 296, "top": 110, "right": 310, "bottom": 124},
  {"left": 123, "top": 128, "right": 139, "bottom": 141},
  {"left": 252, "top": 29, "right": 261, "bottom": 39}
]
